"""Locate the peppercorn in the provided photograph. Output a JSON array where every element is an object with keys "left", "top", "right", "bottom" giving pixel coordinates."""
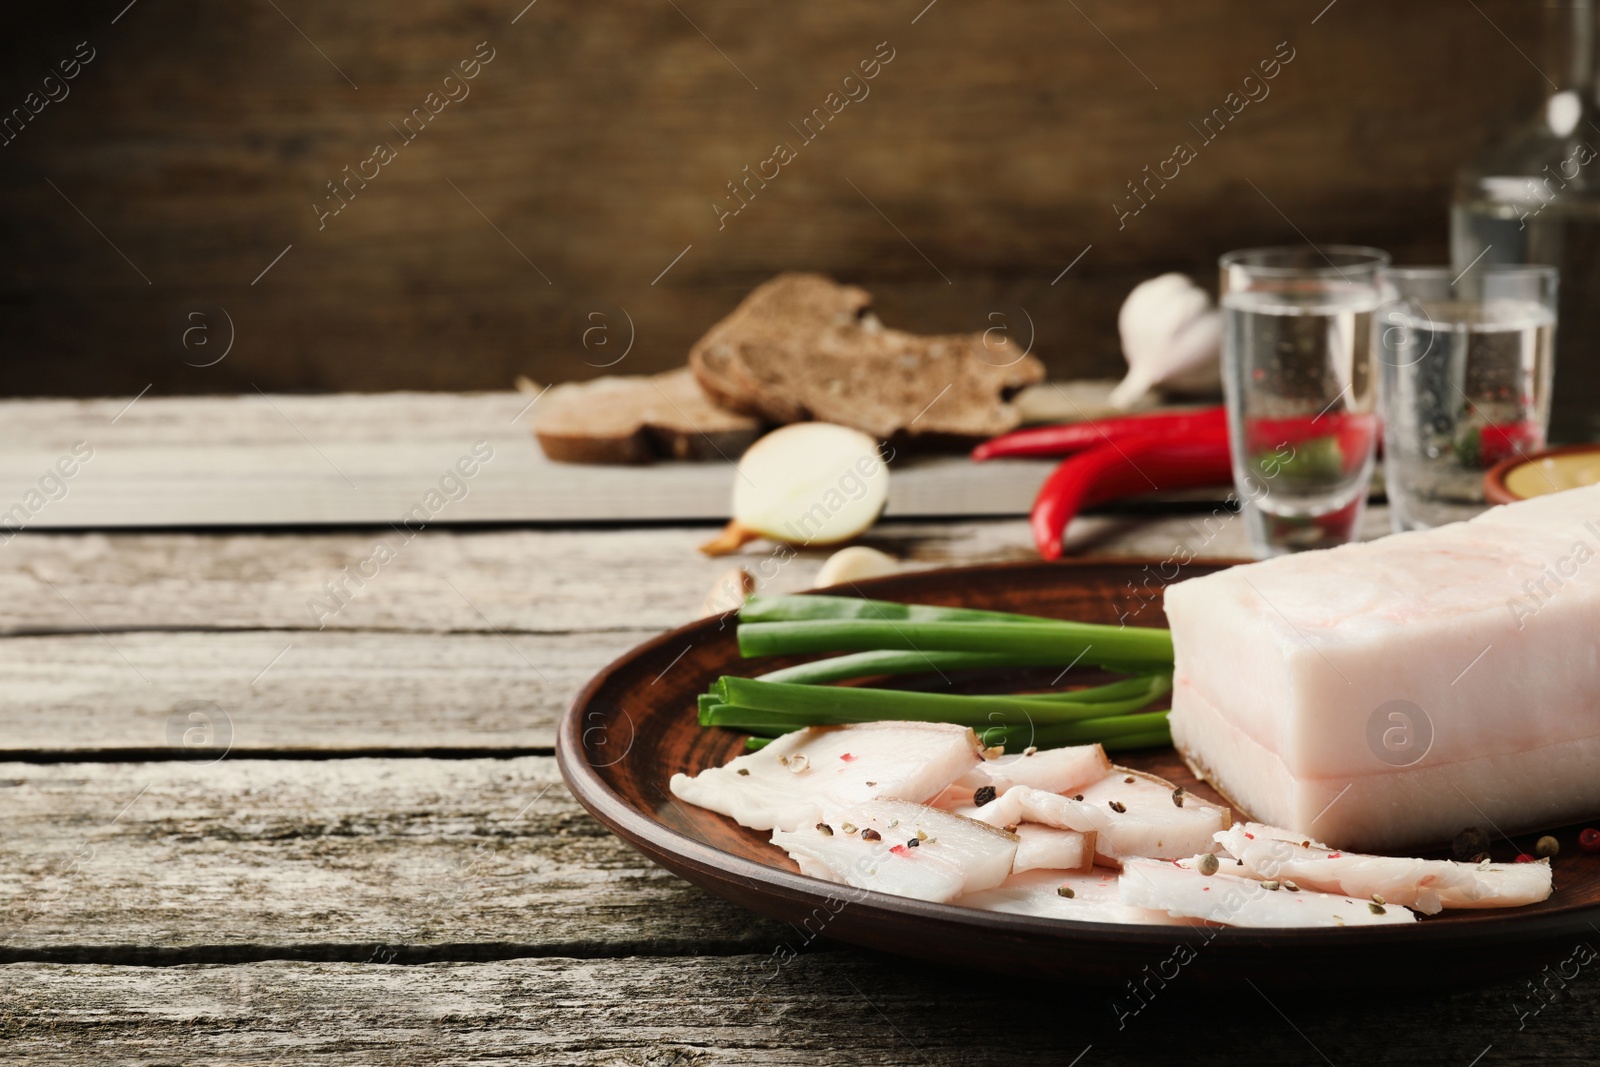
[
  {"left": 1197, "top": 853, "right": 1219, "bottom": 876},
  {"left": 1108, "top": 800, "right": 1126, "bottom": 813},
  {"left": 861, "top": 828, "right": 881, "bottom": 842},
  {"left": 1057, "top": 885, "right": 1076, "bottom": 898},
  {"left": 1451, "top": 826, "right": 1491, "bottom": 863},
  {"left": 815, "top": 823, "right": 833, "bottom": 836},
  {"left": 1171, "top": 787, "right": 1185, "bottom": 809},
  {"left": 973, "top": 785, "right": 997, "bottom": 807},
  {"left": 1535, "top": 835, "right": 1560, "bottom": 859}
]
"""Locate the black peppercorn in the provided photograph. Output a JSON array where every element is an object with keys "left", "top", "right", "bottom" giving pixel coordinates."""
[{"left": 1452, "top": 826, "right": 1491, "bottom": 863}]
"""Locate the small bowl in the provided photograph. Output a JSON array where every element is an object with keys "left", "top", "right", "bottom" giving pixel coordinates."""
[{"left": 1484, "top": 443, "right": 1600, "bottom": 505}]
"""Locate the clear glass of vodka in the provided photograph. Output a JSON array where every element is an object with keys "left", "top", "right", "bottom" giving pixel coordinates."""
[
  {"left": 1450, "top": 0, "right": 1598, "bottom": 443},
  {"left": 1379, "top": 265, "right": 1557, "bottom": 531},
  {"left": 1219, "top": 245, "right": 1389, "bottom": 557}
]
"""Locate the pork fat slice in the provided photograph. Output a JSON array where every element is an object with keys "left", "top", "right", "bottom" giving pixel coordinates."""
[
  {"left": 1119, "top": 858, "right": 1418, "bottom": 928},
  {"left": 1013, "top": 824, "right": 1095, "bottom": 874},
  {"left": 959, "top": 868, "right": 1191, "bottom": 926},
  {"left": 967, "top": 770, "right": 1229, "bottom": 863},
  {"left": 1216, "top": 824, "right": 1552, "bottom": 915},
  {"left": 953, "top": 744, "right": 1111, "bottom": 796},
  {"left": 1165, "top": 484, "right": 1600, "bottom": 851},
  {"left": 669, "top": 721, "right": 981, "bottom": 832},
  {"left": 771, "top": 799, "right": 1018, "bottom": 903}
]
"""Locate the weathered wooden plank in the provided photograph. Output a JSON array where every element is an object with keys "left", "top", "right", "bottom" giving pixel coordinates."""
[
  {"left": 0, "top": 629, "right": 654, "bottom": 753},
  {"left": 0, "top": 757, "right": 783, "bottom": 956},
  {"left": 0, "top": 524, "right": 829, "bottom": 636},
  {"left": 0, "top": 511, "right": 1389, "bottom": 637},
  {"left": 0, "top": 392, "right": 1064, "bottom": 526},
  {"left": 0, "top": 385, "right": 1137, "bottom": 452},
  {"left": 0, "top": 955, "right": 1581, "bottom": 1066}
]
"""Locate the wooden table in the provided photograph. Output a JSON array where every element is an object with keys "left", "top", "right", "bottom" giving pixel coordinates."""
[{"left": 0, "top": 394, "right": 1588, "bottom": 1065}]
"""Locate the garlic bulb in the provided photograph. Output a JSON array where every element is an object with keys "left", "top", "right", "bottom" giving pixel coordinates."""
[
  {"left": 1109, "top": 273, "right": 1222, "bottom": 410},
  {"left": 700, "top": 423, "right": 889, "bottom": 555}
]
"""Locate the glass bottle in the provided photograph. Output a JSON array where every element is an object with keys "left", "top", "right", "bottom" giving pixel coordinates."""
[{"left": 1451, "top": 0, "right": 1600, "bottom": 442}]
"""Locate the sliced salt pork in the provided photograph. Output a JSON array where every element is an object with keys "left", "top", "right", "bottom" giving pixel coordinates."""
[
  {"left": 959, "top": 868, "right": 1192, "bottom": 925},
  {"left": 1119, "top": 858, "right": 1417, "bottom": 928},
  {"left": 669, "top": 721, "right": 982, "bottom": 832},
  {"left": 1165, "top": 483, "right": 1600, "bottom": 852},
  {"left": 1216, "top": 823, "right": 1552, "bottom": 915},
  {"left": 771, "top": 799, "right": 1018, "bottom": 903},
  {"left": 929, "top": 745, "right": 1110, "bottom": 816},
  {"left": 1012, "top": 824, "right": 1095, "bottom": 874},
  {"left": 954, "top": 744, "right": 1111, "bottom": 796},
  {"left": 966, "top": 770, "right": 1229, "bottom": 863}
]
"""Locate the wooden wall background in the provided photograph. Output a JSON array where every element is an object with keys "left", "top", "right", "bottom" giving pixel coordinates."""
[{"left": 0, "top": 0, "right": 1545, "bottom": 397}]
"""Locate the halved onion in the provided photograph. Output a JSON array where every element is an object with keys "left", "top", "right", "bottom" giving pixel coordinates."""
[{"left": 700, "top": 423, "right": 889, "bottom": 556}]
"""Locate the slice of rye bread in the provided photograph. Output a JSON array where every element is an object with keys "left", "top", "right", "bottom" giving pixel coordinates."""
[
  {"left": 533, "top": 367, "right": 763, "bottom": 464},
  {"left": 688, "top": 273, "right": 1046, "bottom": 440}
]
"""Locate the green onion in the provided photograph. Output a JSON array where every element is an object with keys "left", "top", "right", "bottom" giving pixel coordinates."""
[
  {"left": 974, "top": 710, "right": 1172, "bottom": 750},
  {"left": 756, "top": 649, "right": 1066, "bottom": 685},
  {"left": 741, "top": 594, "right": 1055, "bottom": 626},
  {"left": 1028, "top": 675, "right": 1171, "bottom": 704},
  {"left": 702, "top": 673, "right": 1170, "bottom": 732},
  {"left": 705, "top": 595, "right": 1181, "bottom": 756},
  {"left": 737, "top": 619, "right": 1172, "bottom": 671},
  {"left": 1101, "top": 729, "right": 1174, "bottom": 752}
]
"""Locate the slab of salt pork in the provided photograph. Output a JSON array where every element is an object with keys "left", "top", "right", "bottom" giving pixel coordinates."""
[{"left": 1164, "top": 484, "right": 1600, "bottom": 851}]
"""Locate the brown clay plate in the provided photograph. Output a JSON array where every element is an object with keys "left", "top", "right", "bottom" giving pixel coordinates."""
[{"left": 558, "top": 559, "right": 1600, "bottom": 989}]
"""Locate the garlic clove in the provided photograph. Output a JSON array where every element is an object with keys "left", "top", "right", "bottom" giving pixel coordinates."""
[
  {"left": 814, "top": 545, "right": 899, "bottom": 588},
  {"left": 701, "top": 566, "right": 756, "bottom": 617},
  {"left": 1110, "top": 273, "right": 1222, "bottom": 410}
]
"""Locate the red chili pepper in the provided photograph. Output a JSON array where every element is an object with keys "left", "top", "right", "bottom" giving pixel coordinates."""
[
  {"left": 972, "top": 406, "right": 1226, "bottom": 462},
  {"left": 1031, "top": 427, "right": 1233, "bottom": 560}
]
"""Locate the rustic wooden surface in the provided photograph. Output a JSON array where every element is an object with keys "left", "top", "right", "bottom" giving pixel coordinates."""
[
  {"left": 2, "top": 957, "right": 1586, "bottom": 1067},
  {"left": 0, "top": 1, "right": 1545, "bottom": 397},
  {"left": 0, "top": 391, "right": 1074, "bottom": 524},
  {"left": 3, "top": 394, "right": 1588, "bottom": 1064}
]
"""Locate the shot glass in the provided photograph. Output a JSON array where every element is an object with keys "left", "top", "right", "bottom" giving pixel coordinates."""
[
  {"left": 1220, "top": 246, "right": 1389, "bottom": 557},
  {"left": 1379, "top": 265, "right": 1556, "bottom": 531}
]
